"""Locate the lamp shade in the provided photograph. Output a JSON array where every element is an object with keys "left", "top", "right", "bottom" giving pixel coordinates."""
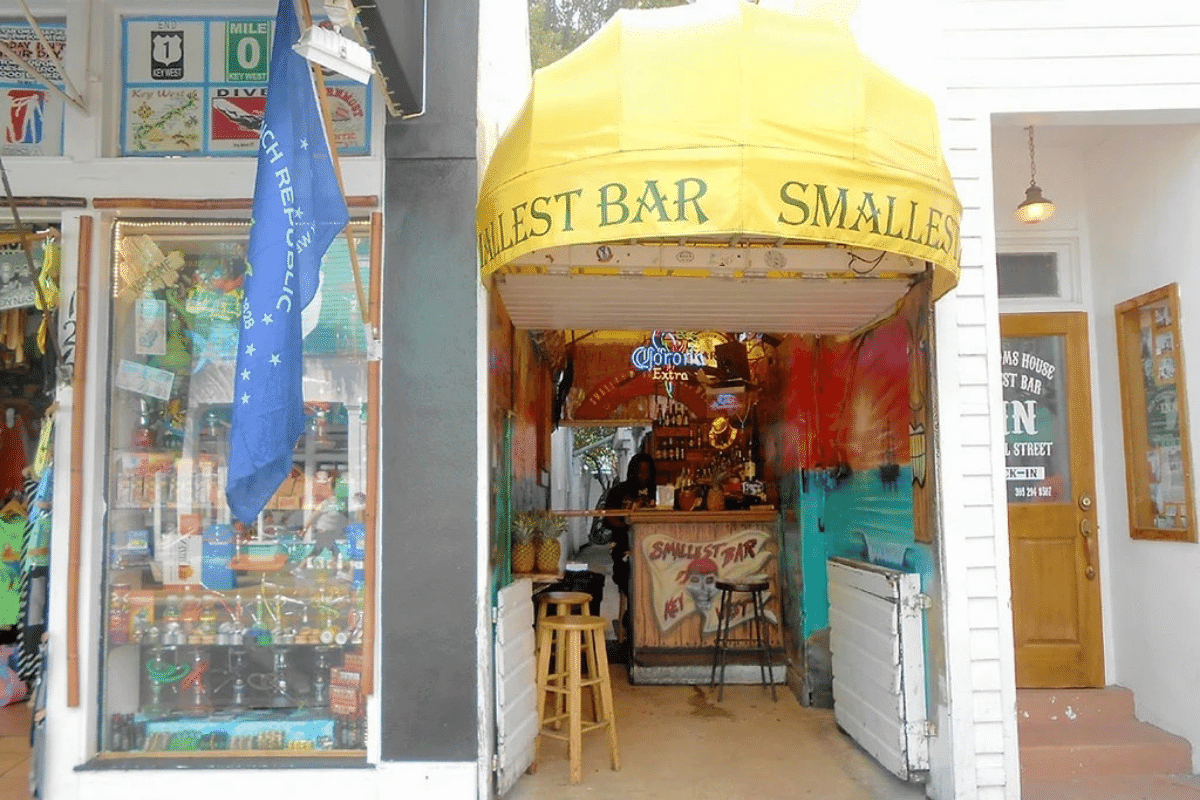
[
  {"left": 1014, "top": 184, "right": 1056, "bottom": 224},
  {"left": 293, "top": 25, "right": 373, "bottom": 84}
]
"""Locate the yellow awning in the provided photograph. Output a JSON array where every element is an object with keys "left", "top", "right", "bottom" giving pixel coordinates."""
[{"left": 477, "top": 3, "right": 962, "bottom": 301}]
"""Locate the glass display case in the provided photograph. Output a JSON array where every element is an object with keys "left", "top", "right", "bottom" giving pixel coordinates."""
[{"left": 101, "top": 219, "right": 371, "bottom": 758}]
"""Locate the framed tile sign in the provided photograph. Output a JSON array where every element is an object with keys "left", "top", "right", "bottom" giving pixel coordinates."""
[
  {"left": 119, "top": 15, "right": 371, "bottom": 157},
  {"left": 1114, "top": 283, "right": 1196, "bottom": 542}
]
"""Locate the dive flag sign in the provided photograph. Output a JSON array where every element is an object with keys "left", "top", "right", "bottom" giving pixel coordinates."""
[{"left": 226, "top": 0, "right": 349, "bottom": 524}]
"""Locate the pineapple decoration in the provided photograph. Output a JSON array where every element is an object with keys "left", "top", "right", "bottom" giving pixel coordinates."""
[
  {"left": 511, "top": 512, "right": 538, "bottom": 575},
  {"left": 535, "top": 511, "right": 568, "bottom": 574}
]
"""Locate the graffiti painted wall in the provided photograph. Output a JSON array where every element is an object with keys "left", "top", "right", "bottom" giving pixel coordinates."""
[
  {"left": 488, "top": 292, "right": 554, "bottom": 594},
  {"left": 770, "top": 280, "right": 935, "bottom": 703}
]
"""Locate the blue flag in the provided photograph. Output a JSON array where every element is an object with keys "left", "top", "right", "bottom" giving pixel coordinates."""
[{"left": 226, "top": 0, "right": 349, "bottom": 524}]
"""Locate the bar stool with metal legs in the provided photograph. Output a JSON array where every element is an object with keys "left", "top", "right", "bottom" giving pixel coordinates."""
[
  {"left": 533, "top": 614, "right": 620, "bottom": 784},
  {"left": 709, "top": 576, "right": 777, "bottom": 702}
]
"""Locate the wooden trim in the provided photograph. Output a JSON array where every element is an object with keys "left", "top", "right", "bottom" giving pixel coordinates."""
[
  {"left": 553, "top": 509, "right": 636, "bottom": 518},
  {"left": 1114, "top": 284, "right": 1196, "bottom": 542},
  {"left": 0, "top": 196, "right": 86, "bottom": 208},
  {"left": 625, "top": 508, "right": 778, "bottom": 523},
  {"left": 554, "top": 508, "right": 778, "bottom": 519},
  {"left": 90, "top": 196, "right": 378, "bottom": 210},
  {"left": 91, "top": 750, "right": 366, "bottom": 761},
  {"left": 67, "top": 214, "right": 93, "bottom": 708},
  {"left": 361, "top": 212, "right": 382, "bottom": 696}
]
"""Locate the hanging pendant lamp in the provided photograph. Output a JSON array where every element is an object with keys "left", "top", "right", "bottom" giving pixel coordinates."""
[{"left": 1014, "top": 125, "right": 1056, "bottom": 224}]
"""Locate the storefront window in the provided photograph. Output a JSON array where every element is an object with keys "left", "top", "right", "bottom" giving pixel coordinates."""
[{"left": 100, "top": 219, "right": 370, "bottom": 758}]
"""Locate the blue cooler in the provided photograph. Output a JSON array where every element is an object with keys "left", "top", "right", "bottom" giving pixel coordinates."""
[{"left": 201, "top": 524, "right": 236, "bottom": 590}]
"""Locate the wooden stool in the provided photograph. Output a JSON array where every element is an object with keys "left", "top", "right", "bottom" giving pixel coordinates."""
[
  {"left": 534, "top": 614, "right": 620, "bottom": 784},
  {"left": 535, "top": 591, "right": 592, "bottom": 626},
  {"left": 535, "top": 591, "right": 596, "bottom": 726},
  {"left": 709, "top": 577, "right": 777, "bottom": 702}
]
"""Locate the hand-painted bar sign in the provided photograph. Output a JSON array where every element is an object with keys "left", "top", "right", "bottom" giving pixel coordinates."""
[{"left": 640, "top": 529, "right": 776, "bottom": 636}]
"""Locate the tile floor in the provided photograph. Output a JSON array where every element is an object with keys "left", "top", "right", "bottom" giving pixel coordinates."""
[
  {"left": 0, "top": 702, "right": 30, "bottom": 800},
  {"left": 510, "top": 662, "right": 926, "bottom": 800},
  {"left": 1, "top": 680, "right": 920, "bottom": 800}
]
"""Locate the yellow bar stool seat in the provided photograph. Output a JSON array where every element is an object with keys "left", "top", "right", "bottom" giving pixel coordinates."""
[
  {"left": 533, "top": 614, "right": 620, "bottom": 785},
  {"left": 535, "top": 591, "right": 592, "bottom": 626}
]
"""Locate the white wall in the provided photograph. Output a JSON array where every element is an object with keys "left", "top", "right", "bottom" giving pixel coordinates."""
[
  {"left": 1085, "top": 125, "right": 1200, "bottom": 771},
  {"left": 991, "top": 128, "right": 1092, "bottom": 244},
  {"left": 941, "top": 2, "right": 1200, "bottom": 797}
]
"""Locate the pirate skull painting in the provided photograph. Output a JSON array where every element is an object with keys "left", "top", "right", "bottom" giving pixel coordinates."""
[{"left": 680, "top": 556, "right": 720, "bottom": 616}]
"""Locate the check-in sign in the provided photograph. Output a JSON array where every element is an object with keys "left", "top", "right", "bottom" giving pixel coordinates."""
[{"left": 1006, "top": 466, "right": 1045, "bottom": 481}]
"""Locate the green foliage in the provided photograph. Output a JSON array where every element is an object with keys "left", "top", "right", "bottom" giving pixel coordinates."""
[
  {"left": 529, "top": 0, "right": 690, "bottom": 70},
  {"left": 572, "top": 426, "right": 617, "bottom": 479},
  {"left": 512, "top": 510, "right": 540, "bottom": 541},
  {"left": 539, "top": 510, "right": 569, "bottom": 539}
]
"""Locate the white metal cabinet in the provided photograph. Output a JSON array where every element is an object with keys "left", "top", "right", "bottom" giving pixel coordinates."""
[{"left": 827, "top": 557, "right": 929, "bottom": 782}]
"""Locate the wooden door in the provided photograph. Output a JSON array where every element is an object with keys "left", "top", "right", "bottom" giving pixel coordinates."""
[{"left": 1001, "top": 313, "right": 1103, "bottom": 687}]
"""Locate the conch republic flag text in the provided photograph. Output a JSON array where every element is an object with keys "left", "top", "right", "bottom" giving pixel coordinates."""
[
  {"left": 226, "top": 0, "right": 349, "bottom": 524},
  {"left": 477, "top": 4, "right": 962, "bottom": 299}
]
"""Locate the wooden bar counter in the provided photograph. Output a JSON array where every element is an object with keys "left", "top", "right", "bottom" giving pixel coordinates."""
[{"left": 624, "top": 508, "right": 783, "bottom": 684}]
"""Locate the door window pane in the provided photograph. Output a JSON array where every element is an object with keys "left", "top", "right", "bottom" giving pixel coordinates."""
[
  {"left": 1002, "top": 335, "right": 1071, "bottom": 503},
  {"left": 998, "top": 252, "right": 1059, "bottom": 299}
]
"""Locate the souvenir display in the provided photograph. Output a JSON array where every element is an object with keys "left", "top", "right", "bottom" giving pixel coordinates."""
[{"left": 102, "top": 221, "right": 370, "bottom": 757}]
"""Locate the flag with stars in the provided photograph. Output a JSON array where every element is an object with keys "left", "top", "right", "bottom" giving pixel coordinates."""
[{"left": 226, "top": 0, "right": 349, "bottom": 524}]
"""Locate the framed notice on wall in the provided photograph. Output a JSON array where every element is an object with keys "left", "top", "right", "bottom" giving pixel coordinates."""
[
  {"left": 119, "top": 15, "right": 371, "bottom": 157},
  {"left": 1114, "top": 283, "right": 1196, "bottom": 542},
  {"left": 0, "top": 21, "right": 67, "bottom": 157}
]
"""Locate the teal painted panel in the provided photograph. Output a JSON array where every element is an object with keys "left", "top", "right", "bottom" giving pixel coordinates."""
[
  {"left": 801, "top": 466, "right": 930, "bottom": 638},
  {"left": 800, "top": 473, "right": 827, "bottom": 638},
  {"left": 776, "top": 468, "right": 804, "bottom": 665}
]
